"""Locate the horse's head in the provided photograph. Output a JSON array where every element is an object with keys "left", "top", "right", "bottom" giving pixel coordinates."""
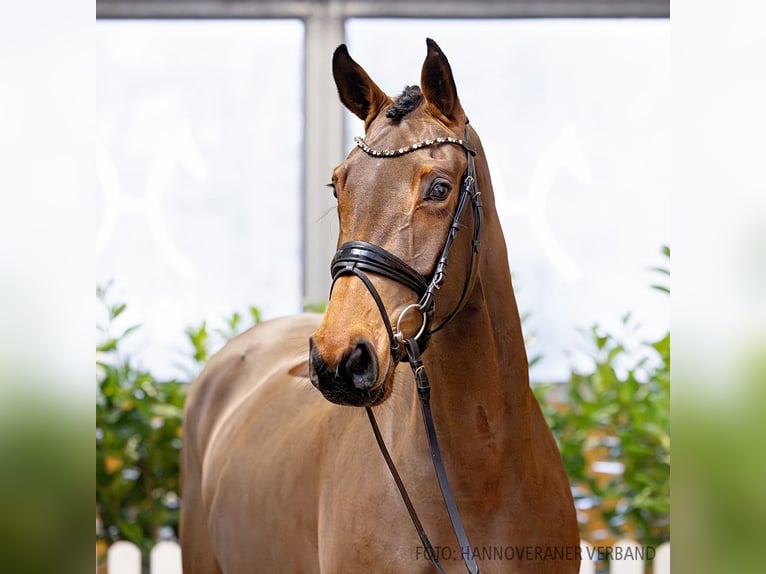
[{"left": 309, "top": 39, "right": 482, "bottom": 407}]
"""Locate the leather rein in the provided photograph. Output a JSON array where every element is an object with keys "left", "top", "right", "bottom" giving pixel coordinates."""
[{"left": 329, "top": 127, "right": 483, "bottom": 574}]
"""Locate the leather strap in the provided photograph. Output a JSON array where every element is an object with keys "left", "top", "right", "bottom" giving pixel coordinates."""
[
  {"left": 366, "top": 407, "right": 447, "bottom": 574},
  {"left": 331, "top": 266, "right": 401, "bottom": 357},
  {"left": 332, "top": 241, "right": 429, "bottom": 296},
  {"left": 367, "top": 338, "right": 480, "bottom": 574},
  {"left": 430, "top": 133, "right": 483, "bottom": 333},
  {"left": 404, "top": 338, "right": 480, "bottom": 574}
]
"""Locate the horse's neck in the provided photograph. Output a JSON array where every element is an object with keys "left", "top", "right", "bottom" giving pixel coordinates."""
[{"left": 407, "top": 214, "right": 534, "bottom": 475}]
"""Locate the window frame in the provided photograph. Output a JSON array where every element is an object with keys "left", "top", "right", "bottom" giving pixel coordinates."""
[{"left": 96, "top": 0, "right": 669, "bottom": 306}]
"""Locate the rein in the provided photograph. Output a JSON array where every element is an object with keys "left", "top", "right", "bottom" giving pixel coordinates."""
[{"left": 330, "top": 127, "right": 482, "bottom": 574}]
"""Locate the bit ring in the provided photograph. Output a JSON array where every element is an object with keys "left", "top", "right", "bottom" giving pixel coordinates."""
[{"left": 393, "top": 303, "right": 428, "bottom": 342}]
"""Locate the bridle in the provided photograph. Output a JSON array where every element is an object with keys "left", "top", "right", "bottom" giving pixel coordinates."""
[
  {"left": 329, "top": 126, "right": 483, "bottom": 574},
  {"left": 331, "top": 130, "right": 483, "bottom": 360}
]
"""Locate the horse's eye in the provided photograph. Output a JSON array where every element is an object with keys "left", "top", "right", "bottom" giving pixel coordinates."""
[
  {"left": 326, "top": 182, "right": 338, "bottom": 199},
  {"left": 427, "top": 181, "right": 452, "bottom": 201}
]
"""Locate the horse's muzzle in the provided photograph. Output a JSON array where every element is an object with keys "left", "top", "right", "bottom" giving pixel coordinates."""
[{"left": 308, "top": 337, "right": 384, "bottom": 406}]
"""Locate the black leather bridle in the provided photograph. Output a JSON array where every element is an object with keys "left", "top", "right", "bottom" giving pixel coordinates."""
[
  {"left": 329, "top": 127, "right": 483, "bottom": 574},
  {"left": 331, "top": 130, "right": 483, "bottom": 360}
]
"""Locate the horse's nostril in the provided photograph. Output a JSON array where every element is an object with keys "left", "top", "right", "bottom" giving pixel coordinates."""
[
  {"left": 342, "top": 339, "right": 378, "bottom": 391},
  {"left": 309, "top": 337, "right": 379, "bottom": 395},
  {"left": 309, "top": 338, "right": 328, "bottom": 385}
]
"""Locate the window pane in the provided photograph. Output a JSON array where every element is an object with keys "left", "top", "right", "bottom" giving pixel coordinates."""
[
  {"left": 346, "top": 19, "right": 670, "bottom": 382},
  {"left": 97, "top": 20, "right": 304, "bottom": 378}
]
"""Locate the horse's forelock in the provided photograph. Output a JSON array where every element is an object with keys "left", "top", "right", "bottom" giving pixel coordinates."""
[{"left": 385, "top": 85, "right": 423, "bottom": 121}]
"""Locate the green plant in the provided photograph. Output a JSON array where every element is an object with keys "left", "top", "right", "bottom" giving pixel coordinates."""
[
  {"left": 96, "top": 286, "right": 186, "bottom": 559},
  {"left": 533, "top": 247, "right": 670, "bottom": 548},
  {"left": 185, "top": 305, "right": 262, "bottom": 366},
  {"left": 96, "top": 284, "right": 260, "bottom": 565}
]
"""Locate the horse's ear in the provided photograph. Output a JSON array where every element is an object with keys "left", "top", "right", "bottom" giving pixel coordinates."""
[
  {"left": 332, "top": 44, "right": 390, "bottom": 128},
  {"left": 420, "top": 38, "right": 465, "bottom": 125}
]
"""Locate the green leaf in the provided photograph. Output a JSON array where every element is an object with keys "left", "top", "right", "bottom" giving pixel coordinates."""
[
  {"left": 596, "top": 334, "right": 609, "bottom": 350},
  {"left": 97, "top": 339, "right": 118, "bottom": 353},
  {"left": 652, "top": 333, "right": 670, "bottom": 360},
  {"left": 96, "top": 281, "right": 113, "bottom": 302},
  {"left": 116, "top": 519, "right": 144, "bottom": 545},
  {"left": 152, "top": 404, "right": 183, "bottom": 419},
  {"left": 110, "top": 303, "right": 127, "bottom": 319},
  {"left": 227, "top": 311, "right": 241, "bottom": 332},
  {"left": 186, "top": 321, "right": 209, "bottom": 363},
  {"left": 119, "top": 324, "right": 141, "bottom": 340}
]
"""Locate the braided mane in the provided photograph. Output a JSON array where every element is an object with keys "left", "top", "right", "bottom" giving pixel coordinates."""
[{"left": 385, "top": 85, "right": 423, "bottom": 120}]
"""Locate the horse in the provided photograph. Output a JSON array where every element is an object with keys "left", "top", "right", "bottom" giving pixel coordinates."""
[{"left": 181, "top": 39, "right": 580, "bottom": 573}]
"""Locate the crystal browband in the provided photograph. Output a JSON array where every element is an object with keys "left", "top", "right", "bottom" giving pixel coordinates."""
[{"left": 353, "top": 135, "right": 476, "bottom": 158}]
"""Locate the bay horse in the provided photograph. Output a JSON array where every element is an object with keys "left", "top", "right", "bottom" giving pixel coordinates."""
[{"left": 181, "top": 39, "right": 579, "bottom": 573}]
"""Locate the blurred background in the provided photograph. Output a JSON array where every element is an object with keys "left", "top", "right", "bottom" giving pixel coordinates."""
[{"left": 95, "top": 1, "right": 671, "bottom": 572}]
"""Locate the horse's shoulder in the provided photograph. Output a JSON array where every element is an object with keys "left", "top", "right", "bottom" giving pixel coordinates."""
[{"left": 184, "top": 313, "right": 321, "bottom": 443}]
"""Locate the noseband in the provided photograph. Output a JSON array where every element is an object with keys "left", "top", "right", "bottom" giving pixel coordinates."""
[{"left": 329, "top": 127, "right": 483, "bottom": 574}]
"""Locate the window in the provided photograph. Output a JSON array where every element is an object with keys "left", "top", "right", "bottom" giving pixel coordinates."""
[
  {"left": 97, "top": 20, "right": 304, "bottom": 377},
  {"left": 96, "top": 7, "right": 669, "bottom": 383}
]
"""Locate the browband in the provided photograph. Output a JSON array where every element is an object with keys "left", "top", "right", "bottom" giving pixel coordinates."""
[{"left": 354, "top": 135, "right": 476, "bottom": 158}]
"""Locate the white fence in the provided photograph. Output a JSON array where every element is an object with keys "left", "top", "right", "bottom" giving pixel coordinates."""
[
  {"left": 104, "top": 538, "right": 670, "bottom": 573},
  {"left": 105, "top": 541, "right": 180, "bottom": 574}
]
